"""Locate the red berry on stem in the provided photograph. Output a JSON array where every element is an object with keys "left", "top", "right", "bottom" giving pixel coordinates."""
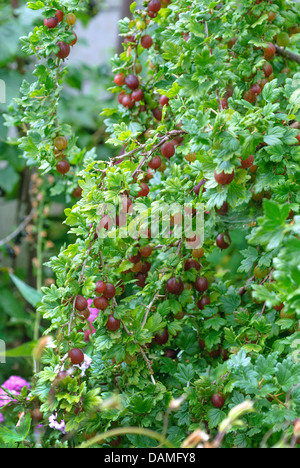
[
  {"left": 214, "top": 170, "right": 235, "bottom": 185},
  {"left": 55, "top": 10, "right": 64, "bottom": 22},
  {"left": 148, "top": 0, "right": 161, "bottom": 13},
  {"left": 118, "top": 92, "right": 126, "bottom": 105},
  {"left": 132, "top": 89, "right": 144, "bottom": 102},
  {"left": 70, "top": 32, "right": 77, "bottom": 46},
  {"left": 154, "top": 328, "right": 169, "bottom": 345},
  {"left": 220, "top": 98, "right": 228, "bottom": 110},
  {"left": 161, "top": 141, "right": 175, "bottom": 158},
  {"left": 140, "top": 245, "right": 153, "bottom": 258},
  {"left": 141, "top": 261, "right": 152, "bottom": 273},
  {"left": 121, "top": 196, "right": 133, "bottom": 213},
  {"left": 141, "top": 35, "right": 153, "bottom": 49},
  {"left": 148, "top": 155, "right": 162, "bottom": 170},
  {"left": 69, "top": 348, "right": 84, "bottom": 365},
  {"left": 44, "top": 17, "right": 58, "bottom": 28},
  {"left": 250, "top": 84, "right": 262, "bottom": 96},
  {"left": 197, "top": 295, "right": 211, "bottom": 310},
  {"left": 195, "top": 277, "right": 209, "bottom": 293},
  {"left": 152, "top": 108, "right": 162, "bottom": 121},
  {"left": 164, "top": 349, "right": 178, "bottom": 359},
  {"left": 56, "top": 42, "right": 70, "bottom": 59},
  {"left": 94, "top": 296, "right": 109, "bottom": 310},
  {"left": 79, "top": 309, "right": 90, "bottom": 320},
  {"left": 122, "top": 94, "right": 135, "bottom": 108},
  {"left": 72, "top": 186, "right": 82, "bottom": 198},
  {"left": 160, "top": 95, "right": 169, "bottom": 107},
  {"left": 184, "top": 259, "right": 201, "bottom": 271},
  {"left": 240, "top": 154, "right": 254, "bottom": 169},
  {"left": 136, "top": 272, "right": 147, "bottom": 288},
  {"left": 215, "top": 202, "right": 229, "bottom": 216},
  {"left": 129, "top": 252, "right": 142, "bottom": 264},
  {"left": 114, "top": 73, "right": 126, "bottom": 86},
  {"left": 56, "top": 160, "right": 70, "bottom": 175},
  {"left": 125, "top": 74, "right": 139, "bottom": 90},
  {"left": 104, "top": 284, "right": 116, "bottom": 299},
  {"left": 166, "top": 277, "right": 184, "bottom": 295},
  {"left": 243, "top": 90, "right": 256, "bottom": 103},
  {"left": 106, "top": 315, "right": 121, "bottom": 331},
  {"left": 96, "top": 281, "right": 107, "bottom": 294},
  {"left": 75, "top": 295, "right": 88, "bottom": 311},
  {"left": 137, "top": 183, "right": 150, "bottom": 197},
  {"left": 216, "top": 233, "right": 231, "bottom": 250},
  {"left": 211, "top": 394, "right": 225, "bottom": 408},
  {"left": 263, "top": 42, "right": 276, "bottom": 60},
  {"left": 99, "top": 215, "right": 112, "bottom": 231},
  {"left": 263, "top": 62, "right": 273, "bottom": 77}
]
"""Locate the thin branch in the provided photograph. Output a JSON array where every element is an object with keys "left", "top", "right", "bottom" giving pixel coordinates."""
[
  {"left": 275, "top": 45, "right": 300, "bottom": 64},
  {"left": 141, "top": 291, "right": 160, "bottom": 328},
  {"left": 0, "top": 209, "right": 35, "bottom": 248},
  {"left": 130, "top": 130, "right": 187, "bottom": 179}
]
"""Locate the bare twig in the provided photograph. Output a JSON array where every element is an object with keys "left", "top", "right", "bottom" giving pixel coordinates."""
[
  {"left": 275, "top": 45, "right": 300, "bottom": 64},
  {"left": 0, "top": 209, "right": 35, "bottom": 248},
  {"left": 141, "top": 291, "right": 160, "bottom": 328}
]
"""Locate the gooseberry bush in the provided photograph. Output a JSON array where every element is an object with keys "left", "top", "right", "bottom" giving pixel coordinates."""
[{"left": 1, "top": 0, "right": 300, "bottom": 449}]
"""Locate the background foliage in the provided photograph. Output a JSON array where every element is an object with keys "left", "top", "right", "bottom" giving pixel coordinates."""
[{"left": 0, "top": 0, "right": 300, "bottom": 449}]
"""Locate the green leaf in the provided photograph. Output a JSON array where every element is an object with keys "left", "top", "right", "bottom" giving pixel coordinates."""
[
  {"left": 4, "top": 341, "right": 37, "bottom": 358},
  {"left": 174, "top": 363, "right": 195, "bottom": 385},
  {"left": 10, "top": 274, "right": 43, "bottom": 307}
]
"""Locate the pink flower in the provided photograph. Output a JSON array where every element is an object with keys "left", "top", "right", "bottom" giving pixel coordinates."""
[
  {"left": 85, "top": 299, "right": 99, "bottom": 342},
  {"left": 0, "top": 375, "right": 30, "bottom": 423},
  {"left": 0, "top": 388, "right": 18, "bottom": 408},
  {"left": 3, "top": 376, "right": 30, "bottom": 393}
]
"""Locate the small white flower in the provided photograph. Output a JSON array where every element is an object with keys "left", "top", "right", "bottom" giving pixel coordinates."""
[
  {"left": 73, "top": 354, "right": 92, "bottom": 376},
  {"left": 49, "top": 412, "right": 66, "bottom": 434}
]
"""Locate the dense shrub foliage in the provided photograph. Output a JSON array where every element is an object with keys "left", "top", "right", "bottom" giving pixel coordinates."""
[{"left": 1, "top": 0, "right": 300, "bottom": 449}]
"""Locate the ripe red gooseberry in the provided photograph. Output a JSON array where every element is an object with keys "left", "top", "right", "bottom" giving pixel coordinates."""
[
  {"left": 44, "top": 17, "right": 58, "bottom": 28},
  {"left": 75, "top": 295, "right": 88, "bottom": 311},
  {"left": 148, "top": 0, "right": 162, "bottom": 13},
  {"left": 154, "top": 328, "right": 169, "bottom": 345},
  {"left": 114, "top": 73, "right": 126, "bottom": 86},
  {"left": 148, "top": 156, "right": 162, "bottom": 170},
  {"left": 106, "top": 315, "right": 121, "bottom": 331},
  {"left": 161, "top": 141, "right": 175, "bottom": 158},
  {"left": 55, "top": 10, "right": 64, "bottom": 22},
  {"left": 160, "top": 95, "right": 169, "bottom": 106},
  {"left": 141, "top": 35, "right": 153, "bottom": 49},
  {"left": 69, "top": 348, "right": 84, "bottom": 365},
  {"left": 211, "top": 394, "right": 225, "bottom": 408},
  {"left": 104, "top": 283, "right": 116, "bottom": 299},
  {"left": 56, "top": 42, "right": 71, "bottom": 59},
  {"left": 125, "top": 75, "right": 139, "bottom": 90},
  {"left": 56, "top": 160, "right": 70, "bottom": 175},
  {"left": 214, "top": 170, "right": 235, "bottom": 185}
]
